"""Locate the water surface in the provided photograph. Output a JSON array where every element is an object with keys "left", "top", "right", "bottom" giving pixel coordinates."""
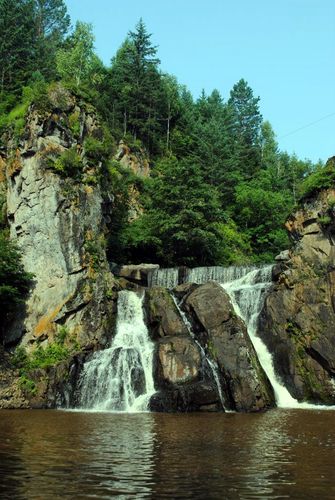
[{"left": 0, "top": 409, "right": 335, "bottom": 498}]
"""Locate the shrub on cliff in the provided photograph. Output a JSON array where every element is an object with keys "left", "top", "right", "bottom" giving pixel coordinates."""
[{"left": 299, "top": 157, "right": 335, "bottom": 200}]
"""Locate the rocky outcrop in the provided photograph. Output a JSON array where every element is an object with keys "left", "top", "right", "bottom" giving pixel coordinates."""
[
  {"left": 259, "top": 183, "right": 335, "bottom": 403},
  {"left": 146, "top": 287, "right": 188, "bottom": 338},
  {"left": 145, "top": 286, "right": 222, "bottom": 411},
  {"left": 183, "top": 282, "right": 275, "bottom": 411},
  {"left": 115, "top": 140, "right": 150, "bottom": 177},
  {"left": 114, "top": 263, "right": 159, "bottom": 286},
  {"left": 146, "top": 282, "right": 274, "bottom": 412},
  {"left": 3, "top": 90, "right": 117, "bottom": 350},
  {"left": 0, "top": 348, "right": 29, "bottom": 409}
]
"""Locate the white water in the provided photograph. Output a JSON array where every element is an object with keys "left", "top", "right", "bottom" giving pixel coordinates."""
[
  {"left": 148, "top": 268, "right": 179, "bottom": 289},
  {"left": 221, "top": 266, "right": 333, "bottom": 409},
  {"left": 77, "top": 290, "right": 155, "bottom": 412},
  {"left": 186, "top": 265, "right": 258, "bottom": 285},
  {"left": 172, "top": 295, "right": 228, "bottom": 411}
]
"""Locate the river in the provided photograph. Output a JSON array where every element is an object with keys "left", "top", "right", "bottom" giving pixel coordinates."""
[{"left": 1, "top": 409, "right": 335, "bottom": 499}]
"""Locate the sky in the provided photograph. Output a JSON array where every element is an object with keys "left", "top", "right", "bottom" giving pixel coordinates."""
[{"left": 65, "top": 0, "right": 334, "bottom": 163}]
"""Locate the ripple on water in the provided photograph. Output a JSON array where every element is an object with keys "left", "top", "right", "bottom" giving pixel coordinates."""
[{"left": 0, "top": 409, "right": 335, "bottom": 499}]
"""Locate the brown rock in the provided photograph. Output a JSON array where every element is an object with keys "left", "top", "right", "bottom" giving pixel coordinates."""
[
  {"left": 156, "top": 336, "right": 201, "bottom": 385},
  {"left": 259, "top": 183, "right": 335, "bottom": 404},
  {"left": 184, "top": 282, "right": 275, "bottom": 412},
  {"left": 146, "top": 287, "right": 188, "bottom": 339}
]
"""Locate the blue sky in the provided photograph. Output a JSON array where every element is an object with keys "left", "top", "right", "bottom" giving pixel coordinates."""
[{"left": 65, "top": 0, "right": 334, "bottom": 163}]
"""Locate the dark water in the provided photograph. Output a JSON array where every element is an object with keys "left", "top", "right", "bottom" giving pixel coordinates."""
[{"left": 0, "top": 409, "right": 335, "bottom": 499}]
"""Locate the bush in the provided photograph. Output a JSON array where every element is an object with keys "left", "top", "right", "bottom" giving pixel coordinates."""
[
  {"left": 299, "top": 158, "right": 335, "bottom": 200},
  {"left": 48, "top": 147, "right": 83, "bottom": 178}
]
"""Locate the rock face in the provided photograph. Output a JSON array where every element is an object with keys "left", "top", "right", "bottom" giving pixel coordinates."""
[
  {"left": 183, "top": 282, "right": 275, "bottom": 411},
  {"left": 146, "top": 287, "right": 188, "bottom": 338},
  {"left": 146, "top": 283, "right": 274, "bottom": 412},
  {"left": 146, "top": 286, "right": 221, "bottom": 411},
  {"left": 3, "top": 94, "right": 117, "bottom": 350},
  {"left": 0, "top": 348, "right": 29, "bottom": 409},
  {"left": 259, "top": 183, "right": 335, "bottom": 403},
  {"left": 115, "top": 140, "right": 150, "bottom": 177}
]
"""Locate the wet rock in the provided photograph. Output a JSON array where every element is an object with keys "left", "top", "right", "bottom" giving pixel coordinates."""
[
  {"left": 149, "top": 381, "right": 219, "bottom": 412},
  {"left": 184, "top": 282, "right": 275, "bottom": 412},
  {"left": 146, "top": 287, "right": 188, "bottom": 339},
  {"left": 155, "top": 335, "right": 201, "bottom": 386}
]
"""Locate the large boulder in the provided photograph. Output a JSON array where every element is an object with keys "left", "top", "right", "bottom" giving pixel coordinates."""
[
  {"left": 184, "top": 282, "right": 275, "bottom": 411},
  {"left": 114, "top": 263, "right": 159, "bottom": 286},
  {"left": 145, "top": 287, "right": 188, "bottom": 339},
  {"left": 259, "top": 183, "right": 335, "bottom": 404},
  {"left": 155, "top": 336, "right": 201, "bottom": 385}
]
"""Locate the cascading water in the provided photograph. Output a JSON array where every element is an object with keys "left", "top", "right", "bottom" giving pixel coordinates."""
[
  {"left": 77, "top": 290, "right": 155, "bottom": 412},
  {"left": 171, "top": 294, "right": 228, "bottom": 411},
  {"left": 186, "top": 265, "right": 257, "bottom": 285},
  {"left": 148, "top": 268, "right": 179, "bottom": 289},
  {"left": 221, "top": 266, "right": 328, "bottom": 409}
]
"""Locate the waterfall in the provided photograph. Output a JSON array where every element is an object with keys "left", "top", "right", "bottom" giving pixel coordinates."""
[
  {"left": 186, "top": 265, "right": 258, "bottom": 285},
  {"left": 172, "top": 295, "right": 228, "bottom": 411},
  {"left": 221, "top": 266, "right": 319, "bottom": 409},
  {"left": 148, "top": 268, "right": 179, "bottom": 289},
  {"left": 77, "top": 290, "right": 155, "bottom": 412}
]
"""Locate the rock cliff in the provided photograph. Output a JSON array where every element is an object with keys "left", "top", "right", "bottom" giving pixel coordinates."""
[
  {"left": 3, "top": 89, "right": 116, "bottom": 350},
  {"left": 0, "top": 87, "right": 120, "bottom": 407},
  {"left": 259, "top": 171, "right": 335, "bottom": 403}
]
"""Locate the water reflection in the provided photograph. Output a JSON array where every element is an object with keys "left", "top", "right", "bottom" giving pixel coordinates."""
[
  {"left": 0, "top": 411, "right": 156, "bottom": 499},
  {"left": 0, "top": 410, "right": 335, "bottom": 499}
]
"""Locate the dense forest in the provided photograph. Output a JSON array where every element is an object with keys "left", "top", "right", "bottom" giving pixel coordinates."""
[{"left": 1, "top": 0, "right": 331, "bottom": 320}]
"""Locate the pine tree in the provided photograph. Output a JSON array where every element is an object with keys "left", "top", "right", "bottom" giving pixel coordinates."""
[
  {"left": 228, "top": 78, "right": 262, "bottom": 178},
  {"left": 0, "top": 0, "right": 36, "bottom": 96},
  {"left": 33, "top": 0, "right": 70, "bottom": 80}
]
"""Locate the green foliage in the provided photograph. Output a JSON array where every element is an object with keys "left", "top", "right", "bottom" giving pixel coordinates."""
[
  {"left": 0, "top": 101, "right": 29, "bottom": 139},
  {"left": 56, "top": 21, "right": 102, "bottom": 87},
  {"left": 85, "top": 235, "right": 106, "bottom": 271},
  {"left": 48, "top": 147, "right": 83, "bottom": 178},
  {"left": 18, "top": 375, "right": 37, "bottom": 395},
  {"left": 299, "top": 159, "right": 335, "bottom": 200},
  {"left": 84, "top": 136, "right": 112, "bottom": 163},
  {"left": 0, "top": 231, "right": 33, "bottom": 334},
  {"left": 235, "top": 178, "right": 292, "bottom": 260},
  {"left": 13, "top": 326, "right": 78, "bottom": 374},
  {"left": 317, "top": 215, "right": 332, "bottom": 227},
  {"left": 122, "top": 157, "right": 229, "bottom": 266}
]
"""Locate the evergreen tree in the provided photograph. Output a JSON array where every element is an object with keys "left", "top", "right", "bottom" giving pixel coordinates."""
[
  {"left": 123, "top": 157, "right": 228, "bottom": 266},
  {"left": 0, "top": 0, "right": 36, "bottom": 96},
  {"left": 106, "top": 19, "right": 164, "bottom": 151},
  {"left": 33, "top": 0, "right": 70, "bottom": 80},
  {"left": 228, "top": 78, "right": 262, "bottom": 179}
]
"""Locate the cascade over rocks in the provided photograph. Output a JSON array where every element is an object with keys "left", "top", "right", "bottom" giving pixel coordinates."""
[
  {"left": 146, "top": 281, "right": 275, "bottom": 412},
  {"left": 183, "top": 282, "right": 275, "bottom": 411},
  {"left": 259, "top": 182, "right": 335, "bottom": 404}
]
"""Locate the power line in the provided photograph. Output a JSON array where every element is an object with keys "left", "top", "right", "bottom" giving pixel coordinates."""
[{"left": 279, "top": 111, "right": 335, "bottom": 139}]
